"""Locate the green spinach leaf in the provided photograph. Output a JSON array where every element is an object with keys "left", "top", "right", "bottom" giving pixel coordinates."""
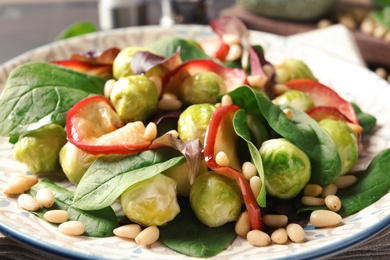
[
  {"left": 233, "top": 109, "right": 267, "bottom": 207},
  {"left": 227, "top": 86, "right": 342, "bottom": 186},
  {"left": 0, "top": 62, "right": 106, "bottom": 139},
  {"left": 28, "top": 179, "right": 118, "bottom": 237},
  {"left": 148, "top": 37, "right": 210, "bottom": 62},
  {"left": 351, "top": 102, "right": 377, "bottom": 135},
  {"left": 73, "top": 148, "right": 186, "bottom": 210},
  {"left": 56, "top": 21, "right": 97, "bottom": 40},
  {"left": 337, "top": 148, "right": 390, "bottom": 217},
  {"left": 159, "top": 196, "right": 236, "bottom": 258}
]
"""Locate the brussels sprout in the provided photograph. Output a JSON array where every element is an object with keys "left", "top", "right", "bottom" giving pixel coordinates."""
[
  {"left": 319, "top": 119, "right": 358, "bottom": 175},
  {"left": 59, "top": 142, "right": 98, "bottom": 184},
  {"left": 110, "top": 75, "right": 158, "bottom": 123},
  {"left": 121, "top": 174, "right": 180, "bottom": 226},
  {"left": 177, "top": 103, "right": 217, "bottom": 145},
  {"left": 113, "top": 46, "right": 153, "bottom": 79},
  {"left": 189, "top": 171, "right": 243, "bottom": 227},
  {"left": 259, "top": 138, "right": 311, "bottom": 199},
  {"left": 272, "top": 90, "right": 314, "bottom": 112},
  {"left": 14, "top": 124, "right": 67, "bottom": 175},
  {"left": 163, "top": 160, "right": 208, "bottom": 196},
  {"left": 180, "top": 71, "right": 226, "bottom": 105},
  {"left": 275, "top": 58, "right": 317, "bottom": 83}
]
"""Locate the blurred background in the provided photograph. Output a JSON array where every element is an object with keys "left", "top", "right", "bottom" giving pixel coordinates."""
[{"left": 0, "top": 0, "right": 389, "bottom": 78}]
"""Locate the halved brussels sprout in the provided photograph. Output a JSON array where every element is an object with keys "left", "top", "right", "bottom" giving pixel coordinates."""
[
  {"left": 272, "top": 89, "right": 314, "bottom": 112},
  {"left": 163, "top": 160, "right": 208, "bottom": 196},
  {"left": 275, "top": 58, "right": 317, "bottom": 83},
  {"left": 319, "top": 119, "right": 358, "bottom": 175},
  {"left": 59, "top": 142, "right": 98, "bottom": 184},
  {"left": 177, "top": 103, "right": 217, "bottom": 145},
  {"left": 260, "top": 138, "right": 311, "bottom": 199},
  {"left": 189, "top": 171, "right": 243, "bottom": 227},
  {"left": 121, "top": 174, "right": 180, "bottom": 226},
  {"left": 180, "top": 71, "right": 226, "bottom": 105},
  {"left": 110, "top": 75, "right": 158, "bottom": 123},
  {"left": 14, "top": 124, "right": 67, "bottom": 175}
]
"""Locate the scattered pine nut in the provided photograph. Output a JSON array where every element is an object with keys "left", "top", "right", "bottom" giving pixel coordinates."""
[
  {"left": 263, "top": 214, "right": 288, "bottom": 228},
  {"left": 225, "top": 44, "right": 242, "bottom": 61},
  {"left": 283, "top": 108, "right": 293, "bottom": 120},
  {"left": 242, "top": 161, "right": 257, "bottom": 180},
  {"left": 301, "top": 196, "right": 325, "bottom": 206},
  {"left": 158, "top": 98, "right": 182, "bottom": 111},
  {"left": 113, "top": 224, "right": 142, "bottom": 239},
  {"left": 215, "top": 151, "right": 229, "bottom": 167},
  {"left": 222, "top": 33, "right": 240, "bottom": 45},
  {"left": 249, "top": 176, "right": 262, "bottom": 198},
  {"left": 135, "top": 226, "right": 160, "bottom": 246},
  {"left": 321, "top": 183, "right": 338, "bottom": 198},
  {"left": 44, "top": 210, "right": 68, "bottom": 224},
  {"left": 2, "top": 176, "right": 29, "bottom": 196},
  {"left": 148, "top": 75, "right": 163, "bottom": 97},
  {"left": 59, "top": 221, "right": 85, "bottom": 236},
  {"left": 17, "top": 194, "right": 40, "bottom": 211},
  {"left": 317, "top": 19, "right": 332, "bottom": 29},
  {"left": 104, "top": 79, "right": 116, "bottom": 98},
  {"left": 36, "top": 188, "right": 55, "bottom": 208},
  {"left": 375, "top": 67, "right": 388, "bottom": 79},
  {"left": 286, "top": 223, "right": 305, "bottom": 243},
  {"left": 143, "top": 122, "right": 157, "bottom": 141},
  {"left": 247, "top": 75, "right": 267, "bottom": 89},
  {"left": 310, "top": 210, "right": 342, "bottom": 228},
  {"left": 235, "top": 211, "right": 251, "bottom": 237},
  {"left": 271, "top": 228, "right": 288, "bottom": 244},
  {"left": 246, "top": 230, "right": 271, "bottom": 247},
  {"left": 325, "top": 195, "right": 342, "bottom": 212},
  {"left": 221, "top": 94, "right": 233, "bottom": 106},
  {"left": 334, "top": 175, "right": 358, "bottom": 189},
  {"left": 303, "top": 184, "right": 323, "bottom": 197}
]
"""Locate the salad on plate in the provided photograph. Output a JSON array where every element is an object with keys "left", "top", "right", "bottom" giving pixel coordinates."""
[{"left": 0, "top": 16, "right": 389, "bottom": 258}]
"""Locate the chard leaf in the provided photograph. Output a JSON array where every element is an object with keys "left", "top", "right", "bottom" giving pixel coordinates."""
[
  {"left": 159, "top": 196, "right": 236, "bottom": 258},
  {"left": 27, "top": 179, "right": 118, "bottom": 237},
  {"left": 73, "top": 148, "right": 186, "bottom": 210},
  {"left": 233, "top": 109, "right": 266, "bottom": 207},
  {"left": 337, "top": 148, "right": 390, "bottom": 217},
  {"left": 227, "top": 86, "right": 341, "bottom": 186},
  {"left": 0, "top": 62, "right": 106, "bottom": 139}
]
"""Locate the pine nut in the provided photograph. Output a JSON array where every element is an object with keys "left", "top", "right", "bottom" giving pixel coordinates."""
[
  {"left": 104, "top": 79, "right": 116, "bottom": 98},
  {"left": 263, "top": 214, "right": 288, "bottom": 228},
  {"left": 20, "top": 175, "right": 38, "bottom": 188},
  {"left": 36, "top": 188, "right": 55, "bottom": 208},
  {"left": 317, "top": 19, "right": 332, "bottom": 29},
  {"left": 221, "top": 94, "right": 233, "bottom": 106},
  {"left": 135, "top": 226, "right": 160, "bottom": 246},
  {"left": 165, "top": 129, "right": 179, "bottom": 139},
  {"left": 286, "top": 223, "right": 305, "bottom": 243},
  {"left": 222, "top": 33, "right": 240, "bottom": 45},
  {"left": 113, "top": 224, "right": 142, "bottom": 239},
  {"left": 246, "top": 230, "right": 271, "bottom": 247},
  {"left": 235, "top": 211, "right": 251, "bottom": 237},
  {"left": 242, "top": 161, "right": 257, "bottom": 180},
  {"left": 143, "top": 122, "right": 157, "bottom": 141},
  {"left": 3, "top": 176, "right": 29, "bottom": 196},
  {"left": 247, "top": 75, "right": 267, "bottom": 89},
  {"left": 44, "top": 210, "right": 68, "bottom": 224},
  {"left": 271, "top": 228, "right": 288, "bottom": 244},
  {"left": 283, "top": 108, "right": 293, "bottom": 120},
  {"left": 360, "top": 17, "right": 375, "bottom": 35},
  {"left": 59, "top": 221, "right": 85, "bottom": 236},
  {"left": 249, "top": 176, "right": 262, "bottom": 198},
  {"left": 325, "top": 195, "right": 342, "bottom": 212},
  {"left": 17, "top": 194, "right": 40, "bottom": 211},
  {"left": 303, "top": 184, "right": 323, "bottom": 197},
  {"left": 158, "top": 98, "right": 182, "bottom": 111},
  {"left": 373, "top": 24, "right": 387, "bottom": 39},
  {"left": 262, "top": 64, "right": 274, "bottom": 79},
  {"left": 274, "top": 84, "right": 289, "bottom": 95},
  {"left": 161, "top": 92, "right": 178, "bottom": 100},
  {"left": 133, "top": 121, "right": 146, "bottom": 132},
  {"left": 321, "top": 183, "right": 338, "bottom": 198},
  {"left": 148, "top": 75, "right": 163, "bottom": 97},
  {"left": 334, "top": 175, "right": 358, "bottom": 189},
  {"left": 225, "top": 44, "right": 242, "bottom": 61},
  {"left": 375, "top": 67, "right": 388, "bottom": 79},
  {"left": 215, "top": 151, "right": 229, "bottom": 167},
  {"left": 310, "top": 210, "right": 342, "bottom": 228},
  {"left": 301, "top": 196, "right": 325, "bottom": 206}
]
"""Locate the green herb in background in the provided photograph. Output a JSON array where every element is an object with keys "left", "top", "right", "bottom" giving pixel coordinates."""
[{"left": 56, "top": 21, "right": 98, "bottom": 40}]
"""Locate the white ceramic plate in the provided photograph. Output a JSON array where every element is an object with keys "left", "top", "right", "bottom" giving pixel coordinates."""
[{"left": 0, "top": 25, "right": 390, "bottom": 260}]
